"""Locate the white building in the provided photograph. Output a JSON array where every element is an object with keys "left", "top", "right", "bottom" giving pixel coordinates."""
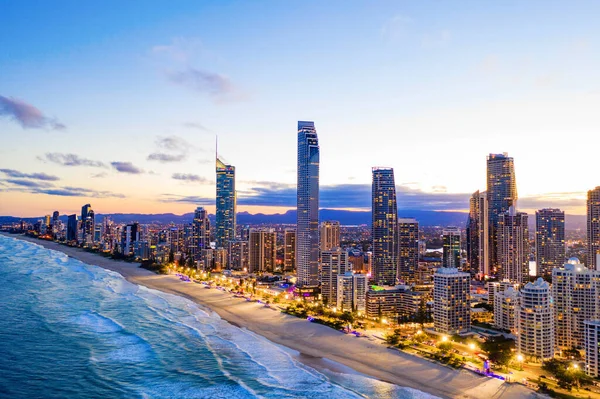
[
  {"left": 487, "top": 280, "right": 520, "bottom": 310},
  {"left": 433, "top": 267, "right": 471, "bottom": 334},
  {"left": 336, "top": 272, "right": 368, "bottom": 313},
  {"left": 497, "top": 206, "right": 529, "bottom": 284},
  {"left": 320, "top": 249, "right": 350, "bottom": 305},
  {"left": 584, "top": 320, "right": 600, "bottom": 377},
  {"left": 494, "top": 286, "right": 519, "bottom": 332},
  {"left": 552, "top": 258, "right": 600, "bottom": 351},
  {"left": 320, "top": 221, "right": 340, "bottom": 251},
  {"left": 517, "top": 278, "right": 554, "bottom": 360}
]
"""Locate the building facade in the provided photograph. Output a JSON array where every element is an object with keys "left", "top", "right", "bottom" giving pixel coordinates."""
[
  {"left": 398, "top": 218, "right": 419, "bottom": 283},
  {"left": 584, "top": 320, "right": 600, "bottom": 377},
  {"left": 296, "top": 121, "right": 320, "bottom": 286},
  {"left": 320, "top": 248, "right": 350, "bottom": 305},
  {"left": 228, "top": 239, "right": 249, "bottom": 271},
  {"left": 433, "top": 267, "right": 471, "bottom": 334},
  {"left": 536, "top": 208, "right": 565, "bottom": 277},
  {"left": 497, "top": 206, "right": 529, "bottom": 284},
  {"left": 216, "top": 157, "right": 236, "bottom": 249},
  {"left": 320, "top": 221, "right": 340, "bottom": 251},
  {"left": 336, "top": 272, "right": 368, "bottom": 313},
  {"left": 588, "top": 187, "right": 600, "bottom": 270},
  {"left": 283, "top": 229, "right": 296, "bottom": 272},
  {"left": 494, "top": 286, "right": 519, "bottom": 332},
  {"left": 517, "top": 278, "right": 554, "bottom": 360},
  {"left": 467, "top": 191, "right": 490, "bottom": 277},
  {"left": 192, "top": 207, "right": 211, "bottom": 265},
  {"left": 442, "top": 227, "right": 461, "bottom": 269},
  {"left": 248, "top": 228, "right": 277, "bottom": 273},
  {"left": 372, "top": 167, "right": 398, "bottom": 286}
]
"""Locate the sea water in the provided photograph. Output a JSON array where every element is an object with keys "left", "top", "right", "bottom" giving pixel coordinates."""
[{"left": 0, "top": 235, "right": 437, "bottom": 399}]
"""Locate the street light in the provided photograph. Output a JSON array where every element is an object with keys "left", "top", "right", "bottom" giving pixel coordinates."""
[
  {"left": 468, "top": 343, "right": 476, "bottom": 350},
  {"left": 441, "top": 335, "right": 448, "bottom": 342},
  {"left": 516, "top": 354, "right": 524, "bottom": 362}
]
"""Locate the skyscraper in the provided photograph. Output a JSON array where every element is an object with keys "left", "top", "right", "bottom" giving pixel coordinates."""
[
  {"left": 228, "top": 239, "right": 249, "bottom": 271},
  {"left": 536, "top": 208, "right": 565, "bottom": 276},
  {"left": 517, "top": 278, "right": 554, "bottom": 360},
  {"left": 337, "top": 272, "right": 368, "bottom": 313},
  {"left": 487, "top": 153, "right": 517, "bottom": 276},
  {"left": 283, "top": 229, "right": 296, "bottom": 272},
  {"left": 372, "top": 167, "right": 398, "bottom": 286},
  {"left": 466, "top": 190, "right": 489, "bottom": 277},
  {"left": 248, "top": 228, "right": 277, "bottom": 273},
  {"left": 81, "top": 204, "right": 95, "bottom": 245},
  {"left": 552, "top": 258, "right": 600, "bottom": 351},
  {"left": 442, "top": 227, "right": 461, "bottom": 269},
  {"left": 433, "top": 267, "right": 471, "bottom": 334},
  {"left": 320, "top": 221, "right": 340, "bottom": 251},
  {"left": 296, "top": 121, "right": 320, "bottom": 286},
  {"left": 216, "top": 156, "right": 236, "bottom": 249},
  {"left": 192, "top": 207, "right": 210, "bottom": 265},
  {"left": 584, "top": 320, "right": 600, "bottom": 377},
  {"left": 497, "top": 207, "right": 529, "bottom": 284},
  {"left": 397, "top": 218, "right": 419, "bottom": 283},
  {"left": 67, "top": 214, "right": 78, "bottom": 242},
  {"left": 493, "top": 286, "right": 519, "bottom": 333},
  {"left": 320, "top": 248, "right": 350, "bottom": 305},
  {"left": 588, "top": 187, "right": 600, "bottom": 270}
]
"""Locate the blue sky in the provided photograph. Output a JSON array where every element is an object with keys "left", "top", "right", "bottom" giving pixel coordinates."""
[{"left": 1, "top": 1, "right": 599, "bottom": 216}]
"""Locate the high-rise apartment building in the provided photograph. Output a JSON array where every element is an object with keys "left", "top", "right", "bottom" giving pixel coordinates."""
[
  {"left": 493, "top": 286, "right": 519, "bottom": 332},
  {"left": 216, "top": 157, "right": 236, "bottom": 249},
  {"left": 372, "top": 167, "right": 398, "bottom": 286},
  {"left": 588, "top": 187, "right": 600, "bottom": 270},
  {"left": 67, "top": 214, "right": 78, "bottom": 242},
  {"left": 584, "top": 320, "right": 600, "bottom": 377},
  {"left": 487, "top": 280, "right": 520, "bottom": 311},
  {"left": 552, "top": 258, "right": 600, "bottom": 351},
  {"left": 297, "top": 121, "right": 320, "bottom": 286},
  {"left": 487, "top": 153, "right": 518, "bottom": 276},
  {"left": 433, "top": 268, "right": 471, "bottom": 334},
  {"left": 192, "top": 207, "right": 210, "bottom": 264},
  {"left": 81, "top": 204, "right": 95, "bottom": 245},
  {"left": 283, "top": 229, "right": 296, "bottom": 272},
  {"left": 517, "top": 278, "right": 554, "bottom": 360},
  {"left": 248, "top": 228, "right": 277, "bottom": 273},
  {"left": 397, "top": 218, "right": 419, "bottom": 283},
  {"left": 497, "top": 207, "right": 529, "bottom": 284},
  {"left": 228, "top": 239, "right": 249, "bottom": 271},
  {"left": 536, "top": 208, "right": 565, "bottom": 277},
  {"left": 320, "top": 221, "right": 340, "bottom": 251},
  {"left": 442, "top": 227, "right": 461, "bottom": 269},
  {"left": 466, "top": 191, "right": 489, "bottom": 277},
  {"left": 320, "top": 248, "right": 350, "bottom": 305},
  {"left": 336, "top": 272, "right": 368, "bottom": 313}
]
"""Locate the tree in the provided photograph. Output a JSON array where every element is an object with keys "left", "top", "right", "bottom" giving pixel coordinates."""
[
  {"left": 438, "top": 341, "right": 453, "bottom": 354},
  {"left": 186, "top": 255, "right": 194, "bottom": 267},
  {"left": 481, "top": 336, "right": 515, "bottom": 368},
  {"left": 339, "top": 312, "right": 354, "bottom": 324},
  {"left": 385, "top": 331, "right": 401, "bottom": 346},
  {"left": 168, "top": 249, "right": 175, "bottom": 264}
]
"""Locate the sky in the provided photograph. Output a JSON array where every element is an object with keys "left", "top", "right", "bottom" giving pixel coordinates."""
[{"left": 1, "top": 0, "right": 599, "bottom": 217}]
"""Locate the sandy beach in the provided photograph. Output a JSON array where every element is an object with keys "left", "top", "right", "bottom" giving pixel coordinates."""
[{"left": 2, "top": 233, "right": 542, "bottom": 399}]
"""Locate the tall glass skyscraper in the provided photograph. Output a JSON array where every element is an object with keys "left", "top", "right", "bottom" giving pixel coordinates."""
[
  {"left": 372, "top": 167, "right": 398, "bottom": 286},
  {"left": 397, "top": 218, "right": 419, "bottom": 284},
  {"left": 588, "top": 187, "right": 600, "bottom": 270},
  {"left": 296, "top": 121, "right": 320, "bottom": 286},
  {"left": 486, "top": 153, "right": 517, "bottom": 276},
  {"left": 535, "top": 208, "right": 565, "bottom": 276},
  {"left": 216, "top": 157, "right": 236, "bottom": 249}
]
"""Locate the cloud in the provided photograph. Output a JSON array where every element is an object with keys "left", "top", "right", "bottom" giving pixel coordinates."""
[
  {"left": 172, "top": 173, "right": 210, "bottom": 183},
  {"left": 151, "top": 37, "right": 203, "bottom": 62},
  {"left": 0, "top": 95, "right": 66, "bottom": 130},
  {"left": 159, "top": 194, "right": 213, "bottom": 205},
  {"left": 183, "top": 122, "right": 209, "bottom": 131},
  {"left": 40, "top": 152, "right": 106, "bottom": 168},
  {"left": 1, "top": 179, "right": 123, "bottom": 199},
  {"left": 156, "top": 135, "right": 190, "bottom": 152},
  {"left": 148, "top": 153, "right": 186, "bottom": 162},
  {"left": 166, "top": 67, "right": 246, "bottom": 102},
  {"left": 111, "top": 162, "right": 144, "bottom": 174},
  {"left": 4, "top": 179, "right": 53, "bottom": 188},
  {"left": 0, "top": 168, "right": 60, "bottom": 181},
  {"left": 91, "top": 172, "right": 108, "bottom": 178}
]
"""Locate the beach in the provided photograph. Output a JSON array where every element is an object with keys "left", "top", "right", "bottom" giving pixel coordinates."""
[{"left": 2, "top": 233, "right": 542, "bottom": 399}]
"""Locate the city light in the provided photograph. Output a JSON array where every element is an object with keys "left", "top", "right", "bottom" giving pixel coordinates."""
[
  {"left": 516, "top": 354, "right": 524, "bottom": 362},
  {"left": 468, "top": 343, "right": 476, "bottom": 350},
  {"left": 441, "top": 335, "right": 448, "bottom": 342}
]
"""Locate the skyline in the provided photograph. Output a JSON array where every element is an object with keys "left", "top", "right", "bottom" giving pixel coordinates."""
[{"left": 2, "top": 1, "right": 600, "bottom": 216}]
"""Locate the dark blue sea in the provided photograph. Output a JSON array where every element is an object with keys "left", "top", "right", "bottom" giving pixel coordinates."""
[{"left": 0, "top": 235, "right": 435, "bottom": 398}]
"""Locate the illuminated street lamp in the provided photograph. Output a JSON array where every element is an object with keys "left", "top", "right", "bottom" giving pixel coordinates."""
[
  {"left": 441, "top": 335, "right": 448, "bottom": 342},
  {"left": 468, "top": 343, "right": 476, "bottom": 350}
]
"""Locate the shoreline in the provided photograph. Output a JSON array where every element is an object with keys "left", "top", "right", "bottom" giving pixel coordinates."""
[{"left": 1, "top": 233, "right": 541, "bottom": 399}]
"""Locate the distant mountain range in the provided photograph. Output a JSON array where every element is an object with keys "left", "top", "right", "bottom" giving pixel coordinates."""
[{"left": 0, "top": 209, "right": 588, "bottom": 229}]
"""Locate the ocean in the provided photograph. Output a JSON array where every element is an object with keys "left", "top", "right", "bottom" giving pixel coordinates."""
[{"left": 0, "top": 235, "right": 436, "bottom": 399}]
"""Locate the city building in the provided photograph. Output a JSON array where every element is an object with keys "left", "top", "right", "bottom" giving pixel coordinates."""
[
  {"left": 320, "top": 221, "right": 340, "bottom": 251},
  {"left": 588, "top": 187, "right": 600, "bottom": 270},
  {"left": 249, "top": 228, "right": 277, "bottom": 273},
  {"left": 487, "top": 153, "right": 518, "bottom": 276},
  {"left": 296, "top": 121, "right": 320, "bottom": 286},
  {"left": 442, "top": 227, "right": 461, "bottom": 269},
  {"left": 66, "top": 214, "right": 78, "bottom": 242},
  {"left": 493, "top": 286, "right": 519, "bottom": 332},
  {"left": 216, "top": 156, "right": 236, "bottom": 249},
  {"left": 214, "top": 247, "right": 228, "bottom": 271},
  {"left": 433, "top": 267, "right": 470, "bottom": 334},
  {"left": 487, "top": 280, "right": 520, "bottom": 310},
  {"left": 552, "top": 258, "right": 600, "bottom": 351},
  {"left": 192, "top": 207, "right": 211, "bottom": 265},
  {"left": 228, "top": 239, "right": 249, "bottom": 271},
  {"left": 121, "top": 223, "right": 139, "bottom": 256},
  {"left": 467, "top": 190, "right": 490, "bottom": 277},
  {"left": 372, "top": 167, "right": 398, "bottom": 286},
  {"left": 398, "top": 218, "right": 419, "bottom": 283},
  {"left": 320, "top": 248, "right": 350, "bottom": 305},
  {"left": 283, "top": 229, "right": 296, "bottom": 272},
  {"left": 517, "top": 278, "right": 554, "bottom": 360},
  {"left": 584, "top": 320, "right": 600, "bottom": 377},
  {"left": 536, "top": 208, "right": 565, "bottom": 277},
  {"left": 336, "top": 272, "right": 368, "bottom": 313},
  {"left": 81, "top": 203, "right": 95, "bottom": 245},
  {"left": 366, "top": 285, "right": 426, "bottom": 320},
  {"left": 497, "top": 206, "right": 529, "bottom": 284}
]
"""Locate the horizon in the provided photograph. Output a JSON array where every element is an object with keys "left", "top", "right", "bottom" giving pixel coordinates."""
[{"left": 1, "top": 1, "right": 598, "bottom": 217}]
